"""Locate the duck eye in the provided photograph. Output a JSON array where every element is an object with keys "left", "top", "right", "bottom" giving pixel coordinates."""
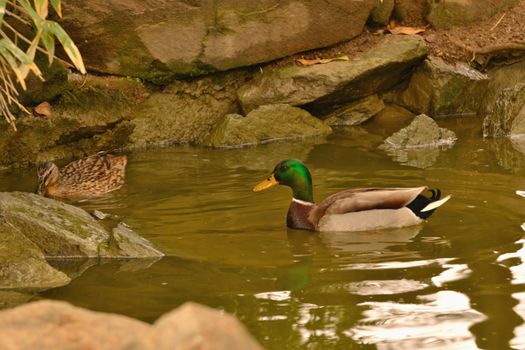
[{"left": 280, "top": 165, "right": 289, "bottom": 172}]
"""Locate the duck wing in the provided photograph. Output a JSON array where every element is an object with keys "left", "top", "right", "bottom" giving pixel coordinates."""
[{"left": 309, "top": 187, "right": 427, "bottom": 224}]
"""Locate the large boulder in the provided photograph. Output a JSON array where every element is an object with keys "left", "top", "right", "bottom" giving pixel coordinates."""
[
  {"left": 397, "top": 56, "right": 489, "bottom": 117},
  {"left": 209, "top": 104, "right": 332, "bottom": 147},
  {"left": 60, "top": 0, "right": 376, "bottom": 82},
  {"left": 0, "top": 301, "right": 263, "bottom": 350},
  {"left": 483, "top": 83, "right": 525, "bottom": 138},
  {"left": 427, "top": 0, "right": 519, "bottom": 28},
  {"left": 237, "top": 34, "right": 428, "bottom": 114},
  {"left": 0, "top": 192, "right": 162, "bottom": 290},
  {"left": 371, "top": 0, "right": 395, "bottom": 25},
  {"left": 0, "top": 192, "right": 163, "bottom": 258},
  {"left": 394, "top": 0, "right": 428, "bottom": 25}
]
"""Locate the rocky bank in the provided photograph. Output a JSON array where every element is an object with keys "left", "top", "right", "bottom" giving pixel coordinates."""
[{"left": 0, "top": 0, "right": 522, "bottom": 169}]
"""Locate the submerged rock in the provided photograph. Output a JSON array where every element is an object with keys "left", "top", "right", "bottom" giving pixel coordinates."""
[
  {"left": 381, "top": 114, "right": 457, "bottom": 168},
  {"left": 237, "top": 35, "right": 428, "bottom": 113},
  {"left": 209, "top": 104, "right": 332, "bottom": 147},
  {"left": 397, "top": 56, "right": 489, "bottom": 117},
  {"left": 0, "top": 192, "right": 162, "bottom": 290},
  {"left": 483, "top": 83, "right": 525, "bottom": 137},
  {"left": 0, "top": 300, "right": 263, "bottom": 350},
  {"left": 324, "top": 95, "right": 385, "bottom": 126},
  {"left": 60, "top": 1, "right": 376, "bottom": 81}
]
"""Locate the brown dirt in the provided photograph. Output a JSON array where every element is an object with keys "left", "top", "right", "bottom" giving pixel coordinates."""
[
  {"left": 268, "top": 0, "right": 525, "bottom": 71},
  {"left": 423, "top": 0, "right": 525, "bottom": 66}
]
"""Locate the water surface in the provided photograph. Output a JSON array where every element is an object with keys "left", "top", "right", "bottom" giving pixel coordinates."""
[{"left": 3, "top": 117, "right": 525, "bottom": 349}]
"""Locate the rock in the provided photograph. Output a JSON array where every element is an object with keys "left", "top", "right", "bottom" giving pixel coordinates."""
[
  {"left": 129, "top": 72, "right": 246, "bottom": 148},
  {"left": 209, "top": 104, "right": 332, "bottom": 147},
  {"left": 59, "top": 1, "right": 376, "bottom": 81},
  {"left": 397, "top": 56, "right": 489, "bottom": 117},
  {"left": 20, "top": 56, "right": 69, "bottom": 105},
  {"left": 381, "top": 114, "right": 457, "bottom": 168},
  {"left": 237, "top": 35, "right": 428, "bottom": 114},
  {"left": 383, "top": 114, "right": 457, "bottom": 148},
  {"left": 368, "top": 104, "right": 415, "bottom": 135},
  {"left": 0, "top": 292, "right": 35, "bottom": 310},
  {"left": 0, "top": 300, "right": 263, "bottom": 350},
  {"left": 371, "top": 0, "right": 395, "bottom": 25},
  {"left": 0, "top": 75, "right": 145, "bottom": 168},
  {"left": 152, "top": 302, "right": 262, "bottom": 350},
  {"left": 394, "top": 0, "right": 427, "bottom": 25},
  {"left": 0, "top": 221, "right": 71, "bottom": 290},
  {"left": 483, "top": 83, "right": 525, "bottom": 137},
  {"left": 0, "top": 300, "right": 151, "bottom": 350},
  {"left": 0, "top": 192, "right": 163, "bottom": 259},
  {"left": 324, "top": 95, "right": 385, "bottom": 126},
  {"left": 484, "top": 60, "right": 525, "bottom": 113},
  {"left": 427, "top": 0, "right": 519, "bottom": 28}
]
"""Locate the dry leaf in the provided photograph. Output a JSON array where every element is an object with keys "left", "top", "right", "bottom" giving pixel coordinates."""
[
  {"left": 34, "top": 101, "right": 53, "bottom": 118},
  {"left": 297, "top": 55, "right": 349, "bottom": 66},
  {"left": 388, "top": 26, "right": 426, "bottom": 35}
]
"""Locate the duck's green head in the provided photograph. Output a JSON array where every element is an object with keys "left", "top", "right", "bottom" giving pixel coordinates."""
[{"left": 253, "top": 159, "right": 313, "bottom": 202}]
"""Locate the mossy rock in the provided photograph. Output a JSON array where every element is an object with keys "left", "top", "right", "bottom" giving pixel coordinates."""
[{"left": 209, "top": 104, "right": 332, "bottom": 147}]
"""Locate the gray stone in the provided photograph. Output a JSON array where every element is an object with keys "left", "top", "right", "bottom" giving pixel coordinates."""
[
  {"left": 371, "top": 0, "right": 395, "bottom": 25},
  {"left": 381, "top": 114, "right": 456, "bottom": 168},
  {"left": 397, "top": 56, "right": 489, "bottom": 117},
  {"left": 209, "top": 104, "right": 332, "bottom": 147},
  {"left": 128, "top": 72, "right": 246, "bottom": 148},
  {"left": 0, "top": 192, "right": 163, "bottom": 259},
  {"left": 427, "top": 0, "right": 519, "bottom": 28},
  {"left": 237, "top": 35, "right": 428, "bottom": 113},
  {"left": 0, "top": 221, "right": 71, "bottom": 290},
  {"left": 483, "top": 83, "right": 525, "bottom": 138},
  {"left": 0, "top": 300, "right": 263, "bottom": 350},
  {"left": 324, "top": 95, "right": 385, "bottom": 126},
  {"left": 485, "top": 60, "right": 525, "bottom": 114},
  {"left": 60, "top": 0, "right": 376, "bottom": 81},
  {"left": 383, "top": 114, "right": 457, "bottom": 148}
]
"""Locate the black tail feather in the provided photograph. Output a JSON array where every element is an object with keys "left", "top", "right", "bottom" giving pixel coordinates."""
[{"left": 406, "top": 188, "right": 442, "bottom": 219}]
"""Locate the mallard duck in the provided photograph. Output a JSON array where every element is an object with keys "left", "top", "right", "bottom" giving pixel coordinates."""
[
  {"left": 36, "top": 152, "right": 127, "bottom": 199},
  {"left": 253, "top": 159, "right": 450, "bottom": 232}
]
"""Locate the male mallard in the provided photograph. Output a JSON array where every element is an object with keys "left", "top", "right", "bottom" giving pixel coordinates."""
[
  {"left": 253, "top": 159, "right": 450, "bottom": 232},
  {"left": 36, "top": 152, "right": 127, "bottom": 199}
]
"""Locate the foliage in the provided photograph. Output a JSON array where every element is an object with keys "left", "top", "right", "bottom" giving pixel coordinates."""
[{"left": 0, "top": 0, "right": 85, "bottom": 130}]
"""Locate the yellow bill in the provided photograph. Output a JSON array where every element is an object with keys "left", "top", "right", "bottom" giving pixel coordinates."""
[{"left": 253, "top": 174, "right": 278, "bottom": 192}]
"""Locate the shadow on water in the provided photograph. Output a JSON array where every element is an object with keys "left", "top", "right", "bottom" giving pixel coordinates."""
[{"left": 5, "top": 117, "right": 525, "bottom": 349}]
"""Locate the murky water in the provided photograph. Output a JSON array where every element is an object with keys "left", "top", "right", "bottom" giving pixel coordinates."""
[{"left": 3, "top": 116, "right": 525, "bottom": 349}]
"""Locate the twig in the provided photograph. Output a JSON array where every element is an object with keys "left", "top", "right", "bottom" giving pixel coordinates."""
[
  {"left": 490, "top": 12, "right": 506, "bottom": 31},
  {"left": 447, "top": 34, "right": 525, "bottom": 60}
]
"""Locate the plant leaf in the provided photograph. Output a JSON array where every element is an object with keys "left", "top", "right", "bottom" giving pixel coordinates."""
[
  {"left": 34, "top": 0, "right": 49, "bottom": 19},
  {"left": 50, "top": 0, "right": 61, "bottom": 17},
  {"left": 47, "top": 20, "right": 86, "bottom": 74},
  {"left": 297, "top": 55, "right": 349, "bottom": 66},
  {"left": 388, "top": 26, "right": 426, "bottom": 35},
  {"left": 41, "top": 25, "right": 55, "bottom": 64}
]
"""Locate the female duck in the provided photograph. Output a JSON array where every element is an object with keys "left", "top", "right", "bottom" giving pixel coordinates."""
[
  {"left": 253, "top": 159, "right": 450, "bottom": 232},
  {"left": 36, "top": 152, "right": 127, "bottom": 199}
]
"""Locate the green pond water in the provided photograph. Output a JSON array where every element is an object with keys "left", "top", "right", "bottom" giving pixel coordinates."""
[{"left": 3, "top": 116, "right": 525, "bottom": 349}]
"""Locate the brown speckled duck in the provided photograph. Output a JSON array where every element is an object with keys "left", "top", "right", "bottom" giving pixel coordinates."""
[
  {"left": 253, "top": 159, "right": 450, "bottom": 232},
  {"left": 36, "top": 152, "right": 127, "bottom": 199}
]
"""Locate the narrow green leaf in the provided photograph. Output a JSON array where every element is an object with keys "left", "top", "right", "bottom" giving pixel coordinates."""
[
  {"left": 41, "top": 26, "right": 55, "bottom": 64},
  {"left": 16, "top": 0, "right": 42, "bottom": 25},
  {"left": 50, "top": 0, "right": 61, "bottom": 17},
  {"left": 34, "top": 0, "right": 49, "bottom": 19},
  {"left": 47, "top": 20, "right": 86, "bottom": 73}
]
